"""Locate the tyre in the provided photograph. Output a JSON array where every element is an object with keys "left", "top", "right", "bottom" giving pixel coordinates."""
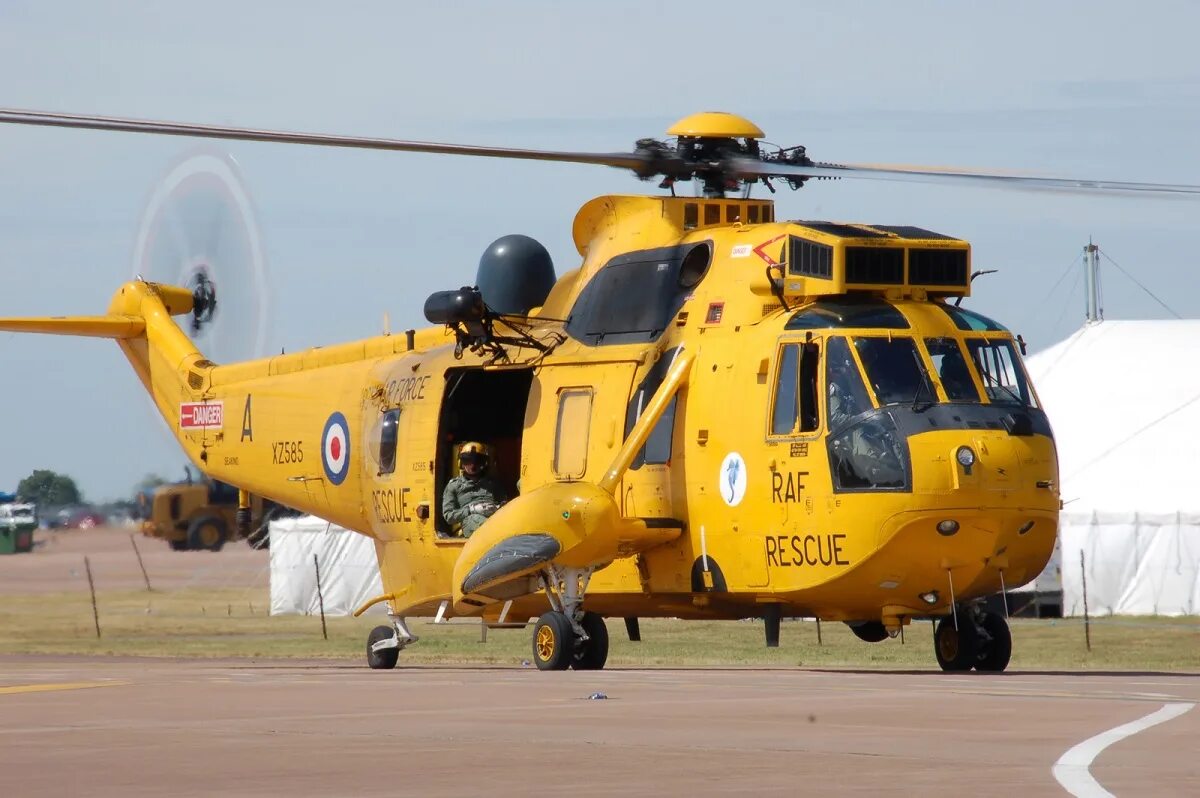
[
  {"left": 847, "top": 621, "right": 890, "bottom": 643},
  {"left": 532, "top": 611, "right": 575, "bottom": 671},
  {"left": 572, "top": 612, "right": 609, "bottom": 670},
  {"left": 186, "top": 516, "right": 227, "bottom": 551},
  {"left": 367, "top": 625, "right": 400, "bottom": 670},
  {"left": 974, "top": 612, "right": 1012, "bottom": 672},
  {"left": 168, "top": 539, "right": 188, "bottom": 552},
  {"left": 934, "top": 615, "right": 978, "bottom": 672}
]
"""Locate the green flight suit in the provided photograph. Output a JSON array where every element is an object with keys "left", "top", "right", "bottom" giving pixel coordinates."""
[{"left": 441, "top": 474, "right": 506, "bottom": 537}]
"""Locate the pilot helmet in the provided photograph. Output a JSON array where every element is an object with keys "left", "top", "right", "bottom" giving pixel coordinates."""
[{"left": 459, "top": 441, "right": 490, "bottom": 473}]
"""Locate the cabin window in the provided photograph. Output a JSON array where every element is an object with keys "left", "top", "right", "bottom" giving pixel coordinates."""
[
  {"left": 704, "top": 204, "right": 721, "bottom": 226},
  {"left": 554, "top": 388, "right": 593, "bottom": 479},
  {"left": 854, "top": 336, "right": 936, "bottom": 407},
  {"left": 924, "top": 338, "right": 980, "bottom": 402},
  {"left": 826, "top": 336, "right": 874, "bottom": 431},
  {"left": 377, "top": 409, "right": 400, "bottom": 475},
  {"left": 626, "top": 347, "right": 684, "bottom": 467},
  {"left": 566, "top": 243, "right": 711, "bottom": 346},
  {"left": 966, "top": 339, "right": 1037, "bottom": 407},
  {"left": 770, "top": 343, "right": 819, "bottom": 436}
]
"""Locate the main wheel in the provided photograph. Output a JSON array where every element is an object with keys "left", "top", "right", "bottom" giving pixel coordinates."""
[
  {"left": 847, "top": 621, "right": 890, "bottom": 643},
  {"left": 168, "top": 539, "right": 188, "bottom": 552},
  {"left": 186, "top": 516, "right": 226, "bottom": 552},
  {"left": 934, "top": 615, "right": 979, "bottom": 672},
  {"left": 974, "top": 612, "right": 1012, "bottom": 672},
  {"left": 572, "top": 612, "right": 609, "bottom": 670},
  {"left": 367, "top": 625, "right": 400, "bottom": 670},
  {"left": 532, "top": 611, "right": 575, "bottom": 671}
]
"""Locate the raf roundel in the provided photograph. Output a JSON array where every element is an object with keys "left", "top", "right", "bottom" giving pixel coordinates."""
[{"left": 321, "top": 412, "right": 351, "bottom": 485}]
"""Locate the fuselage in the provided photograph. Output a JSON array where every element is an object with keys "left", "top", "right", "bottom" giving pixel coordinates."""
[{"left": 169, "top": 194, "right": 1058, "bottom": 628}]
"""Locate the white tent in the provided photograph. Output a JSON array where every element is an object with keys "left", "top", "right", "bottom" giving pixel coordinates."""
[
  {"left": 1026, "top": 320, "right": 1200, "bottom": 615},
  {"left": 269, "top": 515, "right": 385, "bottom": 616}
]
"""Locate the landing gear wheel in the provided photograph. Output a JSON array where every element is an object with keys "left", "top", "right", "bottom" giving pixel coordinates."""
[
  {"left": 532, "top": 611, "right": 575, "bottom": 671},
  {"left": 847, "top": 621, "right": 890, "bottom": 643},
  {"left": 934, "top": 615, "right": 979, "bottom": 672},
  {"left": 186, "top": 516, "right": 226, "bottom": 552},
  {"left": 974, "top": 612, "right": 1012, "bottom": 672},
  {"left": 572, "top": 612, "right": 609, "bottom": 670},
  {"left": 366, "top": 625, "right": 399, "bottom": 670}
]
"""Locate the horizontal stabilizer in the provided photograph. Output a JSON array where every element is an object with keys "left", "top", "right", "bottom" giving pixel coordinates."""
[{"left": 0, "top": 315, "right": 146, "bottom": 339}]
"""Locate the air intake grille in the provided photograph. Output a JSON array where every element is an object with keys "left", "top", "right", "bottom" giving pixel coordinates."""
[
  {"left": 845, "top": 247, "right": 903, "bottom": 284},
  {"left": 188, "top": 371, "right": 205, "bottom": 390},
  {"left": 788, "top": 236, "right": 833, "bottom": 279},
  {"left": 910, "top": 248, "right": 968, "bottom": 286}
]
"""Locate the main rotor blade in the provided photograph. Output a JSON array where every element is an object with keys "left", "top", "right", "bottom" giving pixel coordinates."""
[
  {"left": 0, "top": 108, "right": 648, "bottom": 172},
  {"left": 730, "top": 157, "right": 1200, "bottom": 197}
]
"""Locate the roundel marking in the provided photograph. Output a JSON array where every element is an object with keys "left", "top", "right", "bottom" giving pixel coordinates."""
[
  {"left": 719, "top": 452, "right": 747, "bottom": 507},
  {"left": 322, "top": 412, "right": 351, "bottom": 485}
]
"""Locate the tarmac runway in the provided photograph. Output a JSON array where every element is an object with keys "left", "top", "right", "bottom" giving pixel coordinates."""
[{"left": 1, "top": 656, "right": 1197, "bottom": 797}]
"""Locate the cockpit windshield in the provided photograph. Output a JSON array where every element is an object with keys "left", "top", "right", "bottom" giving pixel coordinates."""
[
  {"left": 965, "top": 338, "right": 1037, "bottom": 407},
  {"left": 854, "top": 337, "right": 935, "bottom": 407},
  {"left": 924, "top": 337, "right": 980, "bottom": 402}
]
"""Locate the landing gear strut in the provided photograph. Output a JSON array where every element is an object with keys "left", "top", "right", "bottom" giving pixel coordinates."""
[
  {"left": 366, "top": 614, "right": 419, "bottom": 670},
  {"left": 934, "top": 606, "right": 1011, "bottom": 672},
  {"left": 531, "top": 564, "right": 609, "bottom": 671}
]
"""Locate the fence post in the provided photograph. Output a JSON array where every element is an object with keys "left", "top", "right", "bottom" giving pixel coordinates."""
[
  {"left": 84, "top": 556, "right": 101, "bottom": 639},
  {"left": 1080, "top": 549, "right": 1091, "bottom": 652},
  {"left": 313, "top": 553, "right": 328, "bottom": 641},
  {"left": 129, "top": 534, "right": 152, "bottom": 592}
]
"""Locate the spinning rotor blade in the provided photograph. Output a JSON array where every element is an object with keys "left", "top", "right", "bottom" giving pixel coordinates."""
[
  {"left": 730, "top": 157, "right": 1200, "bottom": 197},
  {"left": 4, "top": 107, "right": 1197, "bottom": 197},
  {"left": 0, "top": 108, "right": 649, "bottom": 172}
]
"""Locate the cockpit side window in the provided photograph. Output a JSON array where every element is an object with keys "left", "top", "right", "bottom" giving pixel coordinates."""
[
  {"left": 826, "top": 336, "right": 873, "bottom": 431},
  {"left": 924, "top": 338, "right": 981, "bottom": 402},
  {"left": 770, "top": 342, "right": 819, "bottom": 436},
  {"left": 966, "top": 338, "right": 1037, "bottom": 407},
  {"left": 854, "top": 336, "right": 935, "bottom": 406}
]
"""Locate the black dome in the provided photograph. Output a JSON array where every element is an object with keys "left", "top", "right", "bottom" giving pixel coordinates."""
[{"left": 476, "top": 234, "right": 556, "bottom": 315}]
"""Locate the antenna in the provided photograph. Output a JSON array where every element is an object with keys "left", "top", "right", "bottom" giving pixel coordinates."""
[{"left": 1083, "top": 238, "right": 1103, "bottom": 323}]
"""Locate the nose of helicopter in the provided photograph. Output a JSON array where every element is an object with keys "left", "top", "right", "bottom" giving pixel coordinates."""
[{"left": 869, "top": 428, "right": 1060, "bottom": 620}]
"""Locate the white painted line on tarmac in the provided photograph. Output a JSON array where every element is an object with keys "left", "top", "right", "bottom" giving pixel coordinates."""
[{"left": 1052, "top": 702, "right": 1195, "bottom": 797}]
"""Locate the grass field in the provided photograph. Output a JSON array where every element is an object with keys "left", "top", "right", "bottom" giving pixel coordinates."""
[{"left": 2, "top": 586, "right": 1198, "bottom": 671}]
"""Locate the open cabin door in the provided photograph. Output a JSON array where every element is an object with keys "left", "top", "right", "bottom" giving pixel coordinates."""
[{"left": 434, "top": 368, "right": 535, "bottom": 535}]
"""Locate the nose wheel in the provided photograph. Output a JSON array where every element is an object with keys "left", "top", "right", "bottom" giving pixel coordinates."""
[
  {"left": 531, "top": 565, "right": 609, "bottom": 671},
  {"left": 934, "top": 607, "right": 1012, "bottom": 672}
]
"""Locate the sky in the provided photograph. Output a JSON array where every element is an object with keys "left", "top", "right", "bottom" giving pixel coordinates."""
[{"left": 1, "top": 1, "right": 1199, "bottom": 501}]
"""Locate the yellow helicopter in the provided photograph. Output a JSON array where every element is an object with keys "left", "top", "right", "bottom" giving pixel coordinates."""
[{"left": 2, "top": 108, "right": 1197, "bottom": 672}]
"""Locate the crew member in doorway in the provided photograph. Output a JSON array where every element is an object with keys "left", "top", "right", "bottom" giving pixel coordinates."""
[{"left": 442, "top": 442, "right": 506, "bottom": 538}]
